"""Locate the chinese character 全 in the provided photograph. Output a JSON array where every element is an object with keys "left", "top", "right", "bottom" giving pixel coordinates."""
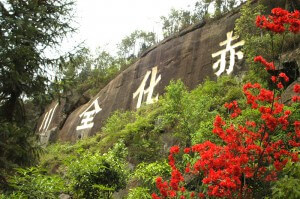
[{"left": 76, "top": 97, "right": 102, "bottom": 131}]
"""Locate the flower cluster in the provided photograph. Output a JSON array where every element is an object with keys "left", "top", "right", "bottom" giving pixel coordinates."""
[
  {"left": 292, "top": 84, "right": 300, "bottom": 102},
  {"left": 253, "top": 55, "right": 293, "bottom": 89},
  {"left": 256, "top": 8, "right": 300, "bottom": 33},
  {"left": 152, "top": 6, "right": 299, "bottom": 199},
  {"left": 224, "top": 100, "right": 241, "bottom": 118},
  {"left": 153, "top": 101, "right": 299, "bottom": 198},
  {"left": 152, "top": 146, "right": 186, "bottom": 199},
  {"left": 253, "top": 56, "right": 275, "bottom": 71},
  {"left": 153, "top": 74, "right": 299, "bottom": 198}
]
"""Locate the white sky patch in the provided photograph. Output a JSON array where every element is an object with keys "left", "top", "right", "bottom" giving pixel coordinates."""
[{"left": 66, "top": 0, "right": 198, "bottom": 54}]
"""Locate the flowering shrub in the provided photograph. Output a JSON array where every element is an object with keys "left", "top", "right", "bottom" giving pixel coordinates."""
[
  {"left": 152, "top": 7, "right": 299, "bottom": 199},
  {"left": 256, "top": 8, "right": 299, "bottom": 33}
]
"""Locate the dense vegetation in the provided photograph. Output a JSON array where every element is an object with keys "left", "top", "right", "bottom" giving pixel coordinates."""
[{"left": 0, "top": 0, "right": 300, "bottom": 198}]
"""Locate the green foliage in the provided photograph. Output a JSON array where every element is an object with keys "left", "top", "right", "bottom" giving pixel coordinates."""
[
  {"left": 155, "top": 77, "right": 243, "bottom": 146},
  {"left": 132, "top": 161, "right": 171, "bottom": 190},
  {"left": 0, "top": 0, "right": 75, "bottom": 122},
  {"left": 160, "top": 8, "right": 197, "bottom": 38},
  {"left": 127, "top": 187, "right": 152, "bottom": 199},
  {"left": 117, "top": 30, "right": 156, "bottom": 58},
  {"left": 0, "top": 0, "right": 75, "bottom": 189},
  {"left": 4, "top": 75, "right": 298, "bottom": 198},
  {"left": 271, "top": 161, "right": 300, "bottom": 199},
  {"left": 0, "top": 123, "right": 41, "bottom": 168},
  {"left": 234, "top": 1, "right": 270, "bottom": 85},
  {"left": 123, "top": 105, "right": 163, "bottom": 163},
  {"left": 7, "top": 167, "right": 65, "bottom": 199},
  {"left": 157, "top": 80, "right": 189, "bottom": 142},
  {"left": 161, "top": 0, "right": 246, "bottom": 38},
  {"left": 0, "top": 123, "right": 41, "bottom": 190},
  {"left": 102, "top": 111, "right": 136, "bottom": 135},
  {"left": 51, "top": 47, "right": 122, "bottom": 98},
  {"left": 52, "top": 29, "right": 158, "bottom": 99},
  {"left": 66, "top": 141, "right": 128, "bottom": 198}
]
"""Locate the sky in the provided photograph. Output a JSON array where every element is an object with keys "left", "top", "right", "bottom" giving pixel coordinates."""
[{"left": 64, "top": 0, "right": 199, "bottom": 55}]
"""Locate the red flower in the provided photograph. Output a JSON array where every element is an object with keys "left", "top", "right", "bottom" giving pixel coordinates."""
[
  {"left": 256, "top": 8, "right": 300, "bottom": 34},
  {"left": 170, "top": 146, "right": 180, "bottom": 154},
  {"left": 151, "top": 193, "right": 161, "bottom": 199},
  {"left": 277, "top": 82, "right": 284, "bottom": 89},
  {"left": 254, "top": 56, "right": 275, "bottom": 71},
  {"left": 184, "top": 148, "right": 190, "bottom": 153},
  {"left": 292, "top": 96, "right": 300, "bottom": 102},
  {"left": 190, "top": 192, "right": 195, "bottom": 197},
  {"left": 180, "top": 186, "right": 185, "bottom": 192},
  {"left": 168, "top": 190, "right": 176, "bottom": 198},
  {"left": 271, "top": 76, "right": 277, "bottom": 83},
  {"left": 291, "top": 153, "right": 299, "bottom": 162},
  {"left": 198, "top": 192, "right": 205, "bottom": 198},
  {"left": 293, "top": 84, "right": 300, "bottom": 93},
  {"left": 279, "top": 72, "right": 289, "bottom": 82}
]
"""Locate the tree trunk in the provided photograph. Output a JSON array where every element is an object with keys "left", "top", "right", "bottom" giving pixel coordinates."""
[{"left": 4, "top": 91, "right": 21, "bottom": 122}]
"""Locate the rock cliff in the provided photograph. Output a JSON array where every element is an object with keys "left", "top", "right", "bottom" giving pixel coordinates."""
[{"left": 37, "top": 10, "right": 250, "bottom": 143}]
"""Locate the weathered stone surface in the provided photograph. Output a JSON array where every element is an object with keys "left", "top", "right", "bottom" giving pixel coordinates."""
[
  {"left": 36, "top": 91, "right": 90, "bottom": 144},
  {"left": 281, "top": 80, "right": 300, "bottom": 104},
  {"left": 36, "top": 100, "right": 65, "bottom": 145},
  {"left": 55, "top": 11, "right": 247, "bottom": 142},
  {"left": 280, "top": 46, "right": 300, "bottom": 104},
  {"left": 59, "top": 193, "right": 71, "bottom": 199}
]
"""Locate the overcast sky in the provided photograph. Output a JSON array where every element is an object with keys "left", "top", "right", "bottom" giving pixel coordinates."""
[{"left": 64, "top": 0, "right": 199, "bottom": 55}]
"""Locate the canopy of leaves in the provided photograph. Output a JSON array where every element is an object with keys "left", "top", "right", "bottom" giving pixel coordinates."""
[{"left": 0, "top": 0, "right": 75, "bottom": 123}]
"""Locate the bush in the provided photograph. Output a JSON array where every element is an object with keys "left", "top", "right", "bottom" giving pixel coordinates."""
[
  {"left": 271, "top": 161, "right": 300, "bottom": 199},
  {"left": 132, "top": 161, "right": 171, "bottom": 191},
  {"left": 127, "top": 187, "right": 152, "bottom": 199},
  {"left": 66, "top": 141, "right": 128, "bottom": 198},
  {"left": 6, "top": 167, "right": 65, "bottom": 199}
]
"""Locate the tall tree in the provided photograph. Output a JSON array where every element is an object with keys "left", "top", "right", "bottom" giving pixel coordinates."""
[{"left": 0, "top": 0, "right": 75, "bottom": 123}]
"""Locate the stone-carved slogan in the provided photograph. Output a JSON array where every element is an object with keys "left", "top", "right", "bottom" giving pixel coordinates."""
[
  {"left": 212, "top": 31, "right": 245, "bottom": 76},
  {"left": 133, "top": 66, "right": 161, "bottom": 109},
  {"left": 39, "top": 103, "right": 58, "bottom": 132},
  {"left": 76, "top": 97, "right": 102, "bottom": 131}
]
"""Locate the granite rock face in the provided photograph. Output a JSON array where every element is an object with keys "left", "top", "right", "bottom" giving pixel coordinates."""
[
  {"left": 36, "top": 91, "right": 90, "bottom": 144},
  {"left": 280, "top": 47, "right": 300, "bottom": 104},
  {"left": 36, "top": 100, "right": 65, "bottom": 145},
  {"left": 37, "top": 11, "right": 249, "bottom": 143}
]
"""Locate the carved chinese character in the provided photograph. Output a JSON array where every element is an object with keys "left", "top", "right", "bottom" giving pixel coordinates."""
[
  {"left": 76, "top": 97, "right": 102, "bottom": 131},
  {"left": 39, "top": 103, "right": 58, "bottom": 132},
  {"left": 212, "top": 31, "right": 245, "bottom": 76},
  {"left": 133, "top": 66, "right": 161, "bottom": 109}
]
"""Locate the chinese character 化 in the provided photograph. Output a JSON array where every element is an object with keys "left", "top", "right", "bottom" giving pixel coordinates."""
[{"left": 133, "top": 66, "right": 161, "bottom": 109}]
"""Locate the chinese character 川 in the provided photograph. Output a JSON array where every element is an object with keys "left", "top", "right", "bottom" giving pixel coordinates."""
[
  {"left": 39, "top": 103, "right": 58, "bottom": 132},
  {"left": 133, "top": 66, "right": 161, "bottom": 109},
  {"left": 212, "top": 31, "right": 245, "bottom": 76},
  {"left": 76, "top": 97, "right": 102, "bottom": 131}
]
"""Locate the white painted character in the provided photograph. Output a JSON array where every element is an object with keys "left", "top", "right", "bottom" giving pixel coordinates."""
[
  {"left": 212, "top": 31, "right": 245, "bottom": 76},
  {"left": 76, "top": 97, "right": 102, "bottom": 131},
  {"left": 133, "top": 66, "right": 161, "bottom": 109},
  {"left": 39, "top": 103, "right": 58, "bottom": 132}
]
